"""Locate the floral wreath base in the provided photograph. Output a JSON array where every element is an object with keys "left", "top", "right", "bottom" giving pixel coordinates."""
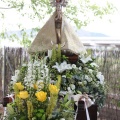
[{"left": 6, "top": 47, "right": 106, "bottom": 120}]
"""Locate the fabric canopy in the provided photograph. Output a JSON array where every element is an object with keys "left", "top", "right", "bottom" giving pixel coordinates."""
[{"left": 28, "top": 12, "right": 86, "bottom": 55}]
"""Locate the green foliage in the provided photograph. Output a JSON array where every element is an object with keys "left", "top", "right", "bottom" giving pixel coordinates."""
[
  {"left": 50, "top": 44, "right": 62, "bottom": 65},
  {"left": 0, "top": 0, "right": 116, "bottom": 46},
  {"left": 17, "top": 66, "right": 28, "bottom": 82},
  {"left": 51, "top": 46, "right": 57, "bottom": 65},
  {"left": 57, "top": 44, "right": 61, "bottom": 63}
]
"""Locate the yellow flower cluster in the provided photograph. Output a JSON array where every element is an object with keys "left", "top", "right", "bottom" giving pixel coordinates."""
[
  {"left": 49, "top": 84, "right": 59, "bottom": 95},
  {"left": 35, "top": 91, "right": 47, "bottom": 102},
  {"left": 18, "top": 91, "right": 29, "bottom": 99},
  {"left": 15, "top": 82, "right": 24, "bottom": 90}
]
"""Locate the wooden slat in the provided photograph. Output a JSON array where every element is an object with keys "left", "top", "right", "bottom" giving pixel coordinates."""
[{"left": 0, "top": 48, "right": 3, "bottom": 101}]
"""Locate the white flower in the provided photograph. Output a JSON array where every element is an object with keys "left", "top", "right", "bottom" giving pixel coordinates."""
[
  {"left": 37, "top": 80, "right": 44, "bottom": 90},
  {"left": 88, "top": 69, "right": 93, "bottom": 73},
  {"left": 85, "top": 75, "right": 92, "bottom": 82},
  {"left": 62, "top": 75, "right": 66, "bottom": 78},
  {"left": 28, "top": 62, "right": 33, "bottom": 67},
  {"left": 48, "top": 50, "right": 52, "bottom": 58},
  {"left": 72, "top": 64, "right": 76, "bottom": 69},
  {"left": 33, "top": 60, "right": 40, "bottom": 66},
  {"left": 80, "top": 55, "right": 92, "bottom": 64},
  {"left": 94, "top": 82, "right": 99, "bottom": 87},
  {"left": 87, "top": 78, "right": 92, "bottom": 82},
  {"left": 60, "top": 118, "right": 65, "bottom": 120},
  {"left": 90, "top": 63, "right": 99, "bottom": 67},
  {"left": 67, "top": 87, "right": 73, "bottom": 94},
  {"left": 70, "top": 84, "right": 75, "bottom": 90},
  {"left": 85, "top": 75, "right": 89, "bottom": 80},
  {"left": 79, "top": 66, "right": 82, "bottom": 70},
  {"left": 78, "top": 82, "right": 83, "bottom": 85},
  {"left": 52, "top": 61, "right": 72, "bottom": 73},
  {"left": 59, "top": 91, "right": 67, "bottom": 95},
  {"left": 79, "top": 54, "right": 85, "bottom": 58},
  {"left": 96, "top": 72, "right": 104, "bottom": 84},
  {"left": 67, "top": 87, "right": 74, "bottom": 100},
  {"left": 11, "top": 76, "right": 17, "bottom": 83}
]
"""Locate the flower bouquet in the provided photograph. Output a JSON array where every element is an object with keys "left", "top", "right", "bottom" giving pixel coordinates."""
[{"left": 5, "top": 45, "right": 106, "bottom": 120}]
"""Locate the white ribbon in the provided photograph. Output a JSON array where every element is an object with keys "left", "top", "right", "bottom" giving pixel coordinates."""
[
  {"left": 72, "top": 94, "right": 94, "bottom": 120},
  {"left": 6, "top": 94, "right": 14, "bottom": 102},
  {"left": 84, "top": 98, "right": 90, "bottom": 120}
]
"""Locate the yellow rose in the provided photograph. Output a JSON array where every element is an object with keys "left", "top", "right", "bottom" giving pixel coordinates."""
[
  {"left": 49, "top": 84, "right": 59, "bottom": 95},
  {"left": 35, "top": 91, "right": 47, "bottom": 102},
  {"left": 15, "top": 82, "right": 24, "bottom": 90},
  {"left": 33, "top": 83, "right": 38, "bottom": 90},
  {"left": 18, "top": 91, "right": 29, "bottom": 99}
]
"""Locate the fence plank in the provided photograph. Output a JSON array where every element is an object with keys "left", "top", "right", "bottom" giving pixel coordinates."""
[{"left": 0, "top": 48, "right": 3, "bottom": 101}]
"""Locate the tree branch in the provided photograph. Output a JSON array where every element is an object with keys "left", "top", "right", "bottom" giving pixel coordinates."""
[{"left": 0, "top": 7, "right": 14, "bottom": 9}]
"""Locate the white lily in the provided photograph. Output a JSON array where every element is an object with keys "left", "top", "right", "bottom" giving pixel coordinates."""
[
  {"left": 52, "top": 61, "right": 72, "bottom": 73},
  {"left": 90, "top": 63, "right": 99, "bottom": 67},
  {"left": 80, "top": 55, "right": 92, "bottom": 64},
  {"left": 96, "top": 72, "right": 104, "bottom": 84}
]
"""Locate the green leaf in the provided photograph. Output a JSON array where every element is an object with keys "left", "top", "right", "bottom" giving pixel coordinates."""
[
  {"left": 41, "top": 114, "right": 46, "bottom": 120},
  {"left": 7, "top": 104, "right": 14, "bottom": 115},
  {"left": 64, "top": 94, "right": 69, "bottom": 103},
  {"left": 64, "top": 100, "right": 71, "bottom": 108},
  {"left": 36, "top": 113, "right": 42, "bottom": 118},
  {"left": 38, "top": 109, "right": 45, "bottom": 113}
]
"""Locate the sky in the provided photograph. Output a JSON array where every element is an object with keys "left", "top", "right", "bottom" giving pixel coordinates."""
[
  {"left": 82, "top": 0, "right": 120, "bottom": 37},
  {"left": 0, "top": 0, "right": 120, "bottom": 44}
]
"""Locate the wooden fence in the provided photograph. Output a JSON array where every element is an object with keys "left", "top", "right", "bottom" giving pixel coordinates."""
[
  {"left": 0, "top": 47, "right": 120, "bottom": 119},
  {"left": 0, "top": 47, "right": 29, "bottom": 99},
  {"left": 92, "top": 48, "right": 120, "bottom": 120}
]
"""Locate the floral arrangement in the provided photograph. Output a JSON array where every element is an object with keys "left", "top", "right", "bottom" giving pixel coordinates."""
[{"left": 5, "top": 45, "right": 106, "bottom": 120}]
